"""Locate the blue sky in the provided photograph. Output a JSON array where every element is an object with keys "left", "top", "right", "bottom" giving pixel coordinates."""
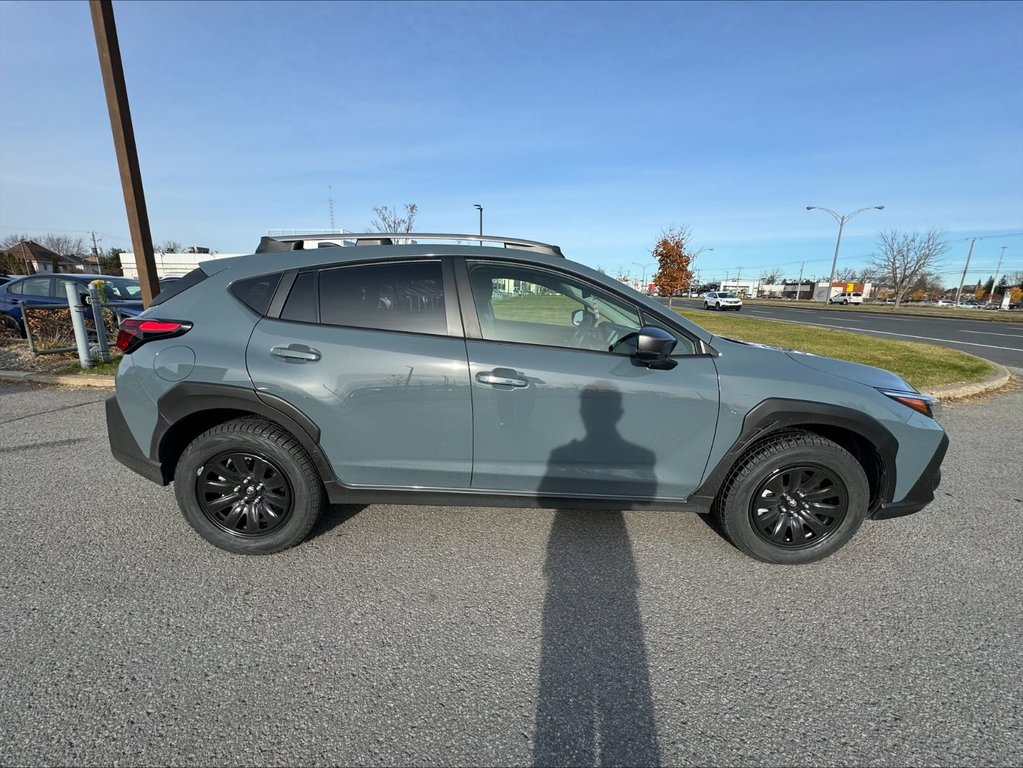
[{"left": 1, "top": 0, "right": 1021, "bottom": 286}]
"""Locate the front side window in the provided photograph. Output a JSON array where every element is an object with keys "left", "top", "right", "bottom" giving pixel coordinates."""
[
  {"left": 467, "top": 261, "right": 642, "bottom": 353},
  {"left": 317, "top": 261, "right": 447, "bottom": 335}
]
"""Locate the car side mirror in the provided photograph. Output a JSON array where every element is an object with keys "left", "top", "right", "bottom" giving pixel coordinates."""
[
  {"left": 613, "top": 326, "right": 678, "bottom": 369},
  {"left": 571, "top": 309, "right": 583, "bottom": 327}
]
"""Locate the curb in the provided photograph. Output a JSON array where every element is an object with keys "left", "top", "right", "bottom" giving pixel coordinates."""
[
  {"left": 921, "top": 362, "right": 1013, "bottom": 401},
  {"left": 0, "top": 363, "right": 1015, "bottom": 399},
  {"left": 0, "top": 370, "right": 116, "bottom": 388}
]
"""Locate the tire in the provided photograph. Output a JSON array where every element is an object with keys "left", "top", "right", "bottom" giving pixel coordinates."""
[
  {"left": 842, "top": 299, "right": 849, "bottom": 305},
  {"left": 704, "top": 303, "right": 710, "bottom": 310},
  {"left": 174, "top": 418, "right": 325, "bottom": 554},
  {"left": 0, "top": 313, "right": 23, "bottom": 337},
  {"left": 714, "top": 431, "right": 869, "bottom": 564}
]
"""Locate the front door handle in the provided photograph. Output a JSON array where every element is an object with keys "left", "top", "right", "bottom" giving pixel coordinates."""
[
  {"left": 476, "top": 369, "right": 528, "bottom": 388},
  {"left": 270, "top": 344, "right": 321, "bottom": 362}
]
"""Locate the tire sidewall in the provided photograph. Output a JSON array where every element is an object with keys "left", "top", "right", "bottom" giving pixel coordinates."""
[
  {"left": 175, "top": 425, "right": 322, "bottom": 554},
  {"left": 720, "top": 439, "right": 869, "bottom": 564}
]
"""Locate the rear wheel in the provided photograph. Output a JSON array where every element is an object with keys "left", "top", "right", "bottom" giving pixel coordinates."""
[
  {"left": 0, "top": 313, "right": 23, "bottom": 337},
  {"left": 714, "top": 431, "right": 869, "bottom": 564},
  {"left": 174, "top": 418, "right": 325, "bottom": 554}
]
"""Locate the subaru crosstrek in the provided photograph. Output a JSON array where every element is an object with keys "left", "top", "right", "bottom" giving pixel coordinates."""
[{"left": 106, "top": 233, "right": 947, "bottom": 564}]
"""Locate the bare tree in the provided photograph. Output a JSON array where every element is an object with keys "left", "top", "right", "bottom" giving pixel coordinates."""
[
  {"left": 159, "top": 240, "right": 183, "bottom": 253},
  {"left": 652, "top": 225, "right": 695, "bottom": 309},
  {"left": 868, "top": 229, "right": 948, "bottom": 308},
  {"left": 370, "top": 204, "right": 418, "bottom": 234},
  {"left": 0, "top": 233, "right": 33, "bottom": 273},
  {"left": 761, "top": 268, "right": 782, "bottom": 284}
]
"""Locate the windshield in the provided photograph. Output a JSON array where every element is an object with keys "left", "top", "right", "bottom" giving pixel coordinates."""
[
  {"left": 101, "top": 277, "right": 143, "bottom": 300},
  {"left": 719, "top": 292, "right": 738, "bottom": 298}
]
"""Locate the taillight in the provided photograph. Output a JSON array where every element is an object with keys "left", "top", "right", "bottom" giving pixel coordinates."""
[{"left": 116, "top": 318, "right": 192, "bottom": 353}]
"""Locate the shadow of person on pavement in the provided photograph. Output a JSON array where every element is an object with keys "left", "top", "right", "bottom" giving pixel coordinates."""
[{"left": 533, "top": 384, "right": 661, "bottom": 767}]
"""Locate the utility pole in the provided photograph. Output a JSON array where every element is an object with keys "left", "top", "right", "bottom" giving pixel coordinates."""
[
  {"left": 328, "top": 185, "right": 335, "bottom": 230},
  {"left": 954, "top": 238, "right": 977, "bottom": 306},
  {"left": 796, "top": 262, "right": 805, "bottom": 301},
  {"left": 91, "top": 231, "right": 103, "bottom": 275},
  {"left": 90, "top": 0, "right": 159, "bottom": 306},
  {"left": 989, "top": 246, "right": 1007, "bottom": 303}
]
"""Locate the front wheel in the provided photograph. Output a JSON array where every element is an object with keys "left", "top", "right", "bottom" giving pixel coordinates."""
[
  {"left": 174, "top": 418, "right": 325, "bottom": 554},
  {"left": 714, "top": 431, "right": 869, "bottom": 564}
]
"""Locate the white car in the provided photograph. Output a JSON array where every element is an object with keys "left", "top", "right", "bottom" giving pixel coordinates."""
[
  {"left": 828, "top": 291, "right": 863, "bottom": 305},
  {"left": 704, "top": 291, "right": 743, "bottom": 311}
]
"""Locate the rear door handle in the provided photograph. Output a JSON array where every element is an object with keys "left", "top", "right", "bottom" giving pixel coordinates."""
[
  {"left": 476, "top": 369, "right": 528, "bottom": 388},
  {"left": 270, "top": 344, "right": 321, "bottom": 362}
]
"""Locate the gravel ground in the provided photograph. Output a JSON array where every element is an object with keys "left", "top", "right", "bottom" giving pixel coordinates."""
[
  {"left": 0, "top": 378, "right": 1020, "bottom": 767},
  {"left": 0, "top": 338, "right": 83, "bottom": 374}
]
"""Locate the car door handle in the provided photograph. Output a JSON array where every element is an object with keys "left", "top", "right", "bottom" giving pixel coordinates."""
[
  {"left": 476, "top": 369, "right": 528, "bottom": 388},
  {"left": 270, "top": 345, "right": 321, "bottom": 362}
]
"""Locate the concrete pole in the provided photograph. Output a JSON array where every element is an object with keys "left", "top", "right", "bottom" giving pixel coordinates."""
[
  {"left": 65, "top": 283, "right": 92, "bottom": 369},
  {"left": 954, "top": 238, "right": 977, "bottom": 306}
]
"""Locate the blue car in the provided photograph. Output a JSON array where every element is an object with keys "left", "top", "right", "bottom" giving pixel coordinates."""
[{"left": 0, "top": 272, "right": 144, "bottom": 335}]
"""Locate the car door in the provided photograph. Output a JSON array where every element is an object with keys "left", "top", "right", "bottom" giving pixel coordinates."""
[
  {"left": 458, "top": 259, "right": 719, "bottom": 502},
  {"left": 246, "top": 259, "right": 473, "bottom": 489}
]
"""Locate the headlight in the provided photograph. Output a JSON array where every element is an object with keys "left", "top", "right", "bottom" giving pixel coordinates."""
[{"left": 878, "top": 389, "right": 940, "bottom": 419}]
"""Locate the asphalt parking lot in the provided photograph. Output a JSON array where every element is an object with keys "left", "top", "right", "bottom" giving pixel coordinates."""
[{"left": 1, "top": 379, "right": 1021, "bottom": 767}]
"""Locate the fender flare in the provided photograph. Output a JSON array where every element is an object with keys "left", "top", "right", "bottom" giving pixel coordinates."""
[{"left": 689, "top": 398, "right": 898, "bottom": 511}]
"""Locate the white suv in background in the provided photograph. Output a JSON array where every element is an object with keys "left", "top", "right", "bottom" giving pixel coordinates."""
[
  {"left": 703, "top": 291, "right": 743, "bottom": 311},
  {"left": 828, "top": 291, "right": 863, "bottom": 305}
]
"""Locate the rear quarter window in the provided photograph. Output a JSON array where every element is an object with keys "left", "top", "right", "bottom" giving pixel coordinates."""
[{"left": 227, "top": 272, "right": 282, "bottom": 315}]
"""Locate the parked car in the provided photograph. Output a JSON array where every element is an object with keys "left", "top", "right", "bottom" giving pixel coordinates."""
[
  {"left": 703, "top": 291, "right": 743, "bottom": 311},
  {"left": 0, "top": 273, "right": 144, "bottom": 336},
  {"left": 828, "top": 291, "right": 864, "bottom": 305},
  {"left": 105, "top": 233, "right": 947, "bottom": 565}
]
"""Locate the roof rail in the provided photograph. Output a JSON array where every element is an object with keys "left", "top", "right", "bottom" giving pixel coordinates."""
[{"left": 255, "top": 232, "right": 564, "bottom": 258}]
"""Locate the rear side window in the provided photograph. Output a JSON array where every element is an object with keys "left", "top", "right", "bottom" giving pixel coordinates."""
[
  {"left": 227, "top": 272, "right": 282, "bottom": 315},
  {"left": 317, "top": 261, "right": 447, "bottom": 335},
  {"left": 280, "top": 271, "right": 317, "bottom": 323},
  {"left": 152, "top": 268, "right": 209, "bottom": 307}
]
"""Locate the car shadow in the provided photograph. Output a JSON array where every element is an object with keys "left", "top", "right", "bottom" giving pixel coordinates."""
[
  {"left": 533, "top": 384, "right": 661, "bottom": 766},
  {"left": 307, "top": 503, "right": 367, "bottom": 540}
]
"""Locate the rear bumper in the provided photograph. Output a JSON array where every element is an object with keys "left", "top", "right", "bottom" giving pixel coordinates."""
[
  {"left": 106, "top": 396, "right": 165, "bottom": 485},
  {"left": 873, "top": 432, "right": 949, "bottom": 520}
]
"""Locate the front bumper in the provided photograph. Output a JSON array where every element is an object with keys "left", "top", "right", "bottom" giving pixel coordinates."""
[{"left": 873, "top": 432, "right": 949, "bottom": 520}]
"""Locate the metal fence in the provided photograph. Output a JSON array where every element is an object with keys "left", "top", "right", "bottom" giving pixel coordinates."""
[{"left": 22, "top": 303, "right": 124, "bottom": 356}]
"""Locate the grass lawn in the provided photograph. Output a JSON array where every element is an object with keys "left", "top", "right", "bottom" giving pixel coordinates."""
[
  {"left": 63, "top": 356, "right": 121, "bottom": 376},
  {"left": 676, "top": 309, "right": 994, "bottom": 391}
]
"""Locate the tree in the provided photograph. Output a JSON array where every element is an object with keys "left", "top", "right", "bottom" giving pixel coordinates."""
[
  {"left": 651, "top": 226, "right": 695, "bottom": 309},
  {"left": 100, "top": 247, "right": 125, "bottom": 276},
  {"left": 868, "top": 229, "right": 948, "bottom": 308},
  {"left": 369, "top": 203, "right": 418, "bottom": 234},
  {"left": 0, "top": 233, "right": 32, "bottom": 273},
  {"left": 159, "top": 240, "right": 183, "bottom": 253}
]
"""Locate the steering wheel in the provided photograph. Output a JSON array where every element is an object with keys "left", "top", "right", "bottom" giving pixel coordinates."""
[{"left": 569, "top": 311, "right": 598, "bottom": 346}]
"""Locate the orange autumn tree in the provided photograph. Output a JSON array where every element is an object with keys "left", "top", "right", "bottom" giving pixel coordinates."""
[{"left": 652, "top": 226, "right": 695, "bottom": 309}]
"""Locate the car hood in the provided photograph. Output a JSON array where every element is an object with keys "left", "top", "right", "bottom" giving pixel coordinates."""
[{"left": 717, "top": 337, "right": 914, "bottom": 391}]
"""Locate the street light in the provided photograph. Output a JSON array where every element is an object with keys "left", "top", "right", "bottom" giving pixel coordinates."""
[
  {"left": 806, "top": 204, "right": 884, "bottom": 302},
  {"left": 632, "top": 262, "right": 656, "bottom": 289},
  {"left": 473, "top": 204, "right": 483, "bottom": 240}
]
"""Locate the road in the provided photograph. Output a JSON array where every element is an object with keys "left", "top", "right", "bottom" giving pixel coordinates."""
[
  {"left": 1, "top": 380, "right": 1021, "bottom": 766},
  {"left": 665, "top": 298, "right": 1023, "bottom": 368}
]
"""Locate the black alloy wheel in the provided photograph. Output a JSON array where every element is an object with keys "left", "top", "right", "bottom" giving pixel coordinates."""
[
  {"left": 197, "top": 451, "right": 293, "bottom": 536},
  {"left": 749, "top": 464, "right": 848, "bottom": 548},
  {"left": 715, "top": 431, "right": 869, "bottom": 564},
  {"left": 175, "top": 418, "right": 325, "bottom": 554}
]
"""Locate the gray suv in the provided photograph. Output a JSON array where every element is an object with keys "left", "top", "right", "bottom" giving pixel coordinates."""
[{"left": 106, "top": 233, "right": 947, "bottom": 564}]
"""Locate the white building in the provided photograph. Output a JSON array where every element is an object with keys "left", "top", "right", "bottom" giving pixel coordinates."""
[{"left": 118, "top": 250, "right": 244, "bottom": 279}]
